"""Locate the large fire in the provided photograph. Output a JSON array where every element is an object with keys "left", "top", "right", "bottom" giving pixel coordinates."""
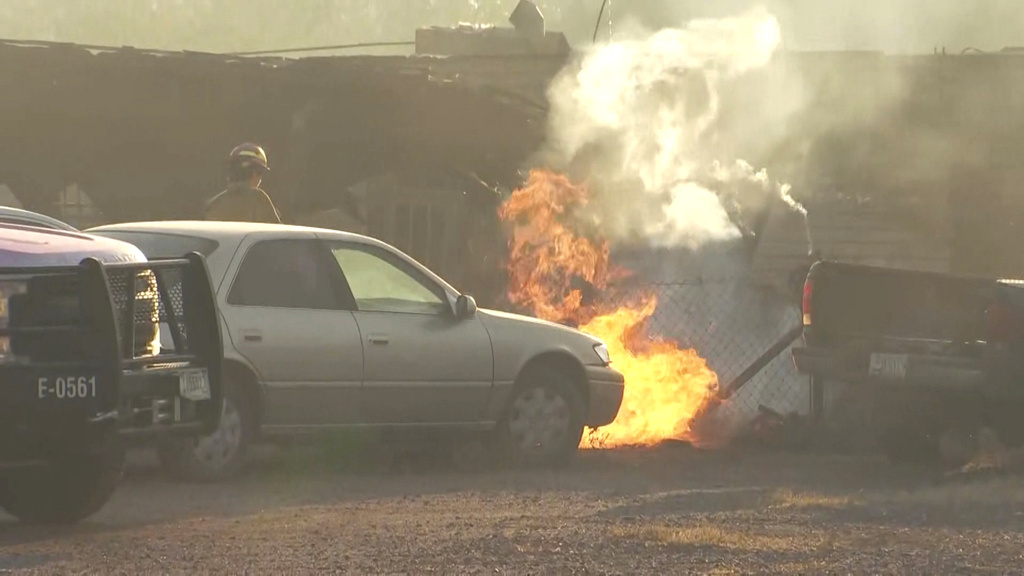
[{"left": 498, "top": 170, "right": 720, "bottom": 448}]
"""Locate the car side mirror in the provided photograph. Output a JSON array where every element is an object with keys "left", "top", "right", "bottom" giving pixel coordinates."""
[{"left": 455, "top": 294, "right": 477, "bottom": 319}]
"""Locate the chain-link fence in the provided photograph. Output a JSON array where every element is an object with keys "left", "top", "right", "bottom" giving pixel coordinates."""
[{"left": 599, "top": 260, "right": 810, "bottom": 441}]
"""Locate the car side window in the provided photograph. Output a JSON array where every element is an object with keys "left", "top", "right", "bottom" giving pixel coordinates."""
[
  {"left": 227, "top": 239, "right": 338, "bottom": 310},
  {"left": 331, "top": 244, "right": 449, "bottom": 315}
]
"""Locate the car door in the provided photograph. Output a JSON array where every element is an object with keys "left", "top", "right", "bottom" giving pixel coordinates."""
[
  {"left": 217, "top": 235, "right": 365, "bottom": 427},
  {"left": 321, "top": 238, "right": 493, "bottom": 425}
]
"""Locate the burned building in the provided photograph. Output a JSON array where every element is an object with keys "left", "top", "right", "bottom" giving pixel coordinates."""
[
  {"left": 3, "top": 17, "right": 1024, "bottom": 308},
  {"left": 729, "top": 50, "right": 1024, "bottom": 285},
  {"left": 0, "top": 31, "right": 567, "bottom": 303}
]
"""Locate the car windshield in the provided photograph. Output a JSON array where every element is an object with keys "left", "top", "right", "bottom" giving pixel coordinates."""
[{"left": 91, "top": 231, "right": 219, "bottom": 259}]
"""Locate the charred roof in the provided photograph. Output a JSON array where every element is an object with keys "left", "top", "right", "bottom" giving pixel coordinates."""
[{"left": 0, "top": 38, "right": 556, "bottom": 221}]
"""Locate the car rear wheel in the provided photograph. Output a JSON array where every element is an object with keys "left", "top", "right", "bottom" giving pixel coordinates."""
[
  {"left": 157, "top": 379, "right": 252, "bottom": 482},
  {"left": 498, "top": 367, "right": 585, "bottom": 468},
  {"left": 0, "top": 435, "right": 124, "bottom": 525}
]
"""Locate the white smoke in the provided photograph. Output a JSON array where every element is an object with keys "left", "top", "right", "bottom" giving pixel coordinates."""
[{"left": 544, "top": 6, "right": 805, "bottom": 248}]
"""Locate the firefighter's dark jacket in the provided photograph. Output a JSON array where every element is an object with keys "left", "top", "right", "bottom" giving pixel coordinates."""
[{"left": 203, "top": 183, "right": 282, "bottom": 223}]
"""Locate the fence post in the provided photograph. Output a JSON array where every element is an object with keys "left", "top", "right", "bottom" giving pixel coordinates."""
[{"left": 809, "top": 375, "right": 825, "bottom": 422}]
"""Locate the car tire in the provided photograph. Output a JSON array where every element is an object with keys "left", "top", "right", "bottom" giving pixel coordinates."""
[
  {"left": 498, "top": 366, "right": 585, "bottom": 468},
  {"left": 0, "top": 434, "right": 124, "bottom": 525},
  {"left": 157, "top": 378, "right": 253, "bottom": 482}
]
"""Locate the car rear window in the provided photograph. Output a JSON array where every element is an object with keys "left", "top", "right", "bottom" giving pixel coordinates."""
[{"left": 93, "top": 231, "right": 219, "bottom": 259}]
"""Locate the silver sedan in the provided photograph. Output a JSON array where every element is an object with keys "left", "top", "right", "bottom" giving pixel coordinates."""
[{"left": 88, "top": 221, "right": 625, "bottom": 481}]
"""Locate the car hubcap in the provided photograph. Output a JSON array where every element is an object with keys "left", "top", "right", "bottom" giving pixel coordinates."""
[
  {"left": 192, "top": 398, "right": 242, "bottom": 468},
  {"left": 508, "top": 386, "right": 570, "bottom": 454}
]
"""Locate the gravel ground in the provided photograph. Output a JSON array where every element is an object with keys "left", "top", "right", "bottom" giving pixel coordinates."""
[{"left": 2, "top": 443, "right": 1024, "bottom": 575}]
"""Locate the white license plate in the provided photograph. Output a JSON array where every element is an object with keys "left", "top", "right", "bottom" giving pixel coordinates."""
[
  {"left": 868, "top": 353, "right": 908, "bottom": 380},
  {"left": 178, "top": 369, "right": 211, "bottom": 402}
]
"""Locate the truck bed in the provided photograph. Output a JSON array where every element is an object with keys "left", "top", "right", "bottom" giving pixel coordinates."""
[
  {"left": 795, "top": 260, "right": 1024, "bottom": 391},
  {"left": 803, "top": 261, "right": 1001, "bottom": 348},
  {"left": 792, "top": 260, "right": 1024, "bottom": 465}
]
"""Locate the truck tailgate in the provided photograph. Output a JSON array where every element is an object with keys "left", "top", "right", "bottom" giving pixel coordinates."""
[{"left": 804, "top": 261, "right": 997, "bottom": 348}]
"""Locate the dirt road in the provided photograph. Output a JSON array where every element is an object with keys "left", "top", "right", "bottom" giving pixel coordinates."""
[{"left": 1, "top": 444, "right": 1023, "bottom": 574}]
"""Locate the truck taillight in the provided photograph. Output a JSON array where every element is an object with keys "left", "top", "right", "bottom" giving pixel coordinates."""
[{"left": 802, "top": 278, "right": 813, "bottom": 326}]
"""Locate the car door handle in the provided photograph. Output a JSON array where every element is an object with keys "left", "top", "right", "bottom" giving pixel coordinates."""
[
  {"left": 241, "top": 329, "right": 263, "bottom": 343},
  {"left": 367, "top": 334, "right": 390, "bottom": 345}
]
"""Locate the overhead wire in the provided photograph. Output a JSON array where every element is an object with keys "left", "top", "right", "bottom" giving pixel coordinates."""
[
  {"left": 0, "top": 37, "right": 416, "bottom": 58},
  {"left": 228, "top": 41, "right": 415, "bottom": 57}
]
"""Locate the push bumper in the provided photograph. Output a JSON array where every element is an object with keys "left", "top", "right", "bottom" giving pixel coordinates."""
[
  {"left": 116, "top": 364, "right": 217, "bottom": 437},
  {"left": 0, "top": 363, "right": 215, "bottom": 466},
  {"left": 585, "top": 365, "right": 625, "bottom": 427},
  {"left": 0, "top": 253, "right": 224, "bottom": 467}
]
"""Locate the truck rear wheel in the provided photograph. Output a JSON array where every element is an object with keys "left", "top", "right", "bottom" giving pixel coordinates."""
[
  {"left": 881, "top": 423, "right": 981, "bottom": 469},
  {"left": 879, "top": 426, "right": 939, "bottom": 465},
  {"left": 0, "top": 440, "right": 124, "bottom": 525}
]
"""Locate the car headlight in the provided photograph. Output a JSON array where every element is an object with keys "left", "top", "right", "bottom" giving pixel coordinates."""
[
  {"left": 0, "top": 280, "right": 28, "bottom": 362},
  {"left": 593, "top": 342, "right": 611, "bottom": 365}
]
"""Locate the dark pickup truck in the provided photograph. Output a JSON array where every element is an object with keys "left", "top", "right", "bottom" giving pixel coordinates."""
[
  {"left": 0, "top": 225, "right": 223, "bottom": 523},
  {"left": 792, "top": 260, "right": 1024, "bottom": 465}
]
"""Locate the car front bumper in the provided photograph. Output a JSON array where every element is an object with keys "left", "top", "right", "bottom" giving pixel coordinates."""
[{"left": 585, "top": 365, "right": 625, "bottom": 427}]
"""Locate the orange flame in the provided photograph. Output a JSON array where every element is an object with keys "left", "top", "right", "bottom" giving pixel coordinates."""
[
  {"left": 499, "top": 170, "right": 720, "bottom": 448},
  {"left": 498, "top": 170, "right": 612, "bottom": 326}
]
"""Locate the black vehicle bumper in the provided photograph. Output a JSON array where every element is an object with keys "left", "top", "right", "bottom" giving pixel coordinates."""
[
  {"left": 791, "top": 346, "right": 985, "bottom": 390},
  {"left": 0, "top": 363, "right": 216, "bottom": 466},
  {"left": 585, "top": 365, "right": 625, "bottom": 427},
  {"left": 117, "top": 364, "right": 217, "bottom": 436}
]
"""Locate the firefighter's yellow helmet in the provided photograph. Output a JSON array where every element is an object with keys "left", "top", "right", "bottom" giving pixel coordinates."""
[{"left": 228, "top": 143, "right": 269, "bottom": 172}]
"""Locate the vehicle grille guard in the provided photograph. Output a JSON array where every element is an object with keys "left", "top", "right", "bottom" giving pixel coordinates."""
[{"left": 0, "top": 252, "right": 223, "bottom": 435}]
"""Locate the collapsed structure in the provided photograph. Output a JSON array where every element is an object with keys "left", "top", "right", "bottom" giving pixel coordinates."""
[
  {"left": 0, "top": 33, "right": 562, "bottom": 304},
  {"left": 1, "top": 16, "right": 1023, "bottom": 306},
  {"left": 4, "top": 6, "right": 1024, "bottom": 448}
]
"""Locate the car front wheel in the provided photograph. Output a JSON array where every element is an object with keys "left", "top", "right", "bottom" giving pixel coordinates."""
[
  {"left": 157, "top": 379, "right": 252, "bottom": 482},
  {"left": 498, "top": 367, "right": 585, "bottom": 468}
]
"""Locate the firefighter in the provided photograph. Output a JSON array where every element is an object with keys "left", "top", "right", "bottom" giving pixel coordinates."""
[{"left": 203, "top": 143, "right": 282, "bottom": 223}]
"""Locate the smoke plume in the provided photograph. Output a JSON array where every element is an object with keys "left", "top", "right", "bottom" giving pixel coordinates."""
[{"left": 541, "top": 6, "right": 803, "bottom": 249}]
